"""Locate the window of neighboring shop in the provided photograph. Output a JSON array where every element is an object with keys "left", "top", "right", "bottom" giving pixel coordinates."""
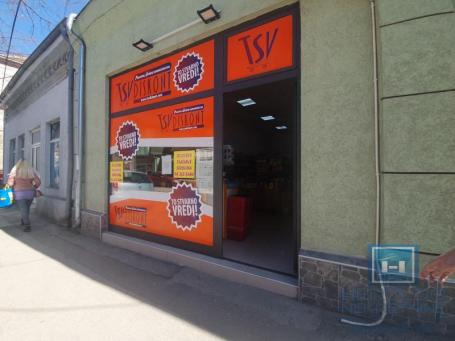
[
  {"left": 9, "top": 138, "right": 16, "bottom": 171},
  {"left": 18, "top": 134, "right": 25, "bottom": 160},
  {"left": 31, "top": 128, "right": 41, "bottom": 172},
  {"left": 49, "top": 121, "right": 60, "bottom": 188}
]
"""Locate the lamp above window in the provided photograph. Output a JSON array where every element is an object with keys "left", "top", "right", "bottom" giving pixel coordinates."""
[
  {"left": 132, "top": 39, "right": 154, "bottom": 52},
  {"left": 197, "top": 4, "right": 221, "bottom": 24}
]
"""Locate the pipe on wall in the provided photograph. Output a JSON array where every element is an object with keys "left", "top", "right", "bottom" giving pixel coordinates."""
[
  {"left": 66, "top": 13, "right": 86, "bottom": 228},
  {"left": 340, "top": 0, "right": 387, "bottom": 327},
  {"left": 61, "top": 24, "right": 75, "bottom": 227}
]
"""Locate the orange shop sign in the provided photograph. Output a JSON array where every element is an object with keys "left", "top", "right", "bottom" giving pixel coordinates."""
[
  {"left": 110, "top": 96, "right": 214, "bottom": 149},
  {"left": 226, "top": 14, "right": 294, "bottom": 82},
  {"left": 110, "top": 40, "right": 214, "bottom": 114}
]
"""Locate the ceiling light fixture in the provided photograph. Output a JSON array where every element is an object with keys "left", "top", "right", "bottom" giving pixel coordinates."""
[
  {"left": 275, "top": 126, "right": 288, "bottom": 130},
  {"left": 132, "top": 39, "right": 154, "bottom": 52},
  {"left": 260, "top": 115, "right": 275, "bottom": 121},
  {"left": 237, "top": 98, "right": 256, "bottom": 107},
  {"left": 197, "top": 4, "right": 221, "bottom": 24}
]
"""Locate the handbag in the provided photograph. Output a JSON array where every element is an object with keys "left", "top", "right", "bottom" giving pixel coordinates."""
[
  {"left": 0, "top": 185, "right": 14, "bottom": 208},
  {"left": 35, "top": 188, "right": 43, "bottom": 198}
]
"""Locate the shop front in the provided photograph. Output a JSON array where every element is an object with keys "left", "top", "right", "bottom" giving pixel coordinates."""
[
  {"left": 108, "top": 6, "right": 300, "bottom": 274},
  {"left": 72, "top": 0, "right": 455, "bottom": 333}
]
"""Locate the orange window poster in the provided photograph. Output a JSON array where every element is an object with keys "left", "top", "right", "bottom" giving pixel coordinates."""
[
  {"left": 110, "top": 39, "right": 214, "bottom": 115},
  {"left": 227, "top": 15, "right": 293, "bottom": 82},
  {"left": 109, "top": 97, "right": 214, "bottom": 246},
  {"left": 110, "top": 97, "right": 214, "bottom": 149}
]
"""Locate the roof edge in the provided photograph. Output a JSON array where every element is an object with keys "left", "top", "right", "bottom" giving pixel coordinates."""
[{"left": 0, "top": 18, "right": 67, "bottom": 103}]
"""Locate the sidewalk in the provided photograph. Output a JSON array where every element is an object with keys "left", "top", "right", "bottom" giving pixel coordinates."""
[{"left": 0, "top": 206, "right": 448, "bottom": 340}]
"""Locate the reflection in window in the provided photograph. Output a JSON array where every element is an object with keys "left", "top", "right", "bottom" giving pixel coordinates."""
[
  {"left": 18, "top": 134, "right": 25, "bottom": 160},
  {"left": 31, "top": 129, "right": 41, "bottom": 172},
  {"left": 49, "top": 121, "right": 60, "bottom": 188},
  {"left": 110, "top": 146, "right": 213, "bottom": 206},
  {"left": 9, "top": 139, "right": 16, "bottom": 171}
]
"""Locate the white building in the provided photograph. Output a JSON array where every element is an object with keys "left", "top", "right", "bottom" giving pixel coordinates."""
[
  {"left": 0, "top": 53, "right": 26, "bottom": 181},
  {"left": 0, "top": 21, "right": 74, "bottom": 225}
]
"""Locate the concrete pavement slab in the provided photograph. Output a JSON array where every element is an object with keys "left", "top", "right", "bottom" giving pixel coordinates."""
[{"left": 0, "top": 206, "right": 450, "bottom": 340}]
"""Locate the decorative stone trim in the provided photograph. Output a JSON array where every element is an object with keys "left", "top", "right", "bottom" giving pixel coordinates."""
[
  {"left": 81, "top": 209, "right": 107, "bottom": 240},
  {"left": 299, "top": 250, "right": 455, "bottom": 335}
]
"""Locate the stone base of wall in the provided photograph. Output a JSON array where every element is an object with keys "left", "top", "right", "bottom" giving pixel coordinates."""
[
  {"left": 81, "top": 209, "right": 107, "bottom": 239},
  {"left": 299, "top": 249, "right": 455, "bottom": 335},
  {"left": 35, "top": 196, "right": 69, "bottom": 226}
]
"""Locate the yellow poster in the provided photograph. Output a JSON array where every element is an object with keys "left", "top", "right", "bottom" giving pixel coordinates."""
[
  {"left": 174, "top": 150, "right": 196, "bottom": 179},
  {"left": 110, "top": 161, "right": 124, "bottom": 182}
]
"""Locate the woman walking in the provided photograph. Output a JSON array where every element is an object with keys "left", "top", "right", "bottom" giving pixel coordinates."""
[{"left": 7, "top": 159, "right": 41, "bottom": 232}]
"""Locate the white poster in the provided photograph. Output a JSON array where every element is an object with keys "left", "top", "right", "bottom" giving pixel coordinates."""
[
  {"left": 196, "top": 148, "right": 213, "bottom": 193},
  {"left": 161, "top": 154, "right": 172, "bottom": 175}
]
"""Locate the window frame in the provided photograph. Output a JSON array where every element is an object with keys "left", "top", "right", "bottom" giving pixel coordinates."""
[
  {"left": 31, "top": 127, "right": 41, "bottom": 172},
  {"left": 48, "top": 121, "right": 60, "bottom": 188}
]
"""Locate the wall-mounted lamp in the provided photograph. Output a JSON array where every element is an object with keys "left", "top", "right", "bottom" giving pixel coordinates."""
[
  {"left": 197, "top": 4, "right": 221, "bottom": 24},
  {"left": 133, "top": 4, "right": 221, "bottom": 51},
  {"left": 132, "top": 39, "right": 154, "bottom": 52}
]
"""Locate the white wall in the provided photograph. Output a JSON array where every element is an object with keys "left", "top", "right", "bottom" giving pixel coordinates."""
[
  {"left": 3, "top": 77, "right": 70, "bottom": 223},
  {"left": 0, "top": 62, "right": 21, "bottom": 174}
]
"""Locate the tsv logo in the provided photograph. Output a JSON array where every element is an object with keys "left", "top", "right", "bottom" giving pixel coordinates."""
[{"left": 238, "top": 28, "right": 279, "bottom": 65}]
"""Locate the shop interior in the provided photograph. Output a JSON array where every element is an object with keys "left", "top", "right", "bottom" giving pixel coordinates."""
[{"left": 222, "top": 78, "right": 297, "bottom": 274}]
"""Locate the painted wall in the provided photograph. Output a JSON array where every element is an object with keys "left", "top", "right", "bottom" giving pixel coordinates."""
[
  {"left": 3, "top": 38, "right": 71, "bottom": 224},
  {"left": 4, "top": 77, "right": 70, "bottom": 223},
  {"left": 73, "top": 0, "right": 376, "bottom": 256},
  {"left": 73, "top": 0, "right": 454, "bottom": 260},
  {"left": 299, "top": 0, "right": 375, "bottom": 257},
  {"left": 376, "top": 0, "right": 455, "bottom": 255}
]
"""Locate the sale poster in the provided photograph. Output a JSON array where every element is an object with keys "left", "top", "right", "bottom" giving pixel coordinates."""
[
  {"left": 173, "top": 150, "right": 196, "bottom": 179},
  {"left": 110, "top": 161, "right": 124, "bottom": 182}
]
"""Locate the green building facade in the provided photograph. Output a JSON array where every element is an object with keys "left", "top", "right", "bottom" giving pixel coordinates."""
[{"left": 70, "top": 0, "right": 455, "bottom": 333}]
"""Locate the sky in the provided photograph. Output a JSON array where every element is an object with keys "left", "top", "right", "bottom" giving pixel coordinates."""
[{"left": 0, "top": 0, "right": 90, "bottom": 56}]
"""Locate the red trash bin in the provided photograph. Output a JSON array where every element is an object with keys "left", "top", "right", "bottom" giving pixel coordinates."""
[{"left": 226, "top": 196, "right": 249, "bottom": 241}]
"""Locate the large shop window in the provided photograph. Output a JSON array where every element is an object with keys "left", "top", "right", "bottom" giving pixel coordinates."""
[
  {"left": 49, "top": 121, "right": 60, "bottom": 188},
  {"left": 109, "top": 39, "right": 215, "bottom": 249},
  {"left": 109, "top": 97, "right": 214, "bottom": 247}
]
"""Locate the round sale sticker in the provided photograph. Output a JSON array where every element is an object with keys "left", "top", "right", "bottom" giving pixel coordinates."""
[
  {"left": 167, "top": 182, "right": 202, "bottom": 231},
  {"left": 173, "top": 52, "right": 205, "bottom": 93},
  {"left": 116, "top": 121, "right": 140, "bottom": 160}
]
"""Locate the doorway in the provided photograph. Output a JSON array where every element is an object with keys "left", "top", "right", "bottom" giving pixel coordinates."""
[{"left": 222, "top": 78, "right": 298, "bottom": 275}]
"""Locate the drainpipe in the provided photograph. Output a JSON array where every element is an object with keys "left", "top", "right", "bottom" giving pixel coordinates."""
[
  {"left": 341, "top": 0, "right": 387, "bottom": 327},
  {"left": 61, "top": 23, "right": 75, "bottom": 227},
  {"left": 66, "top": 13, "right": 86, "bottom": 228}
]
